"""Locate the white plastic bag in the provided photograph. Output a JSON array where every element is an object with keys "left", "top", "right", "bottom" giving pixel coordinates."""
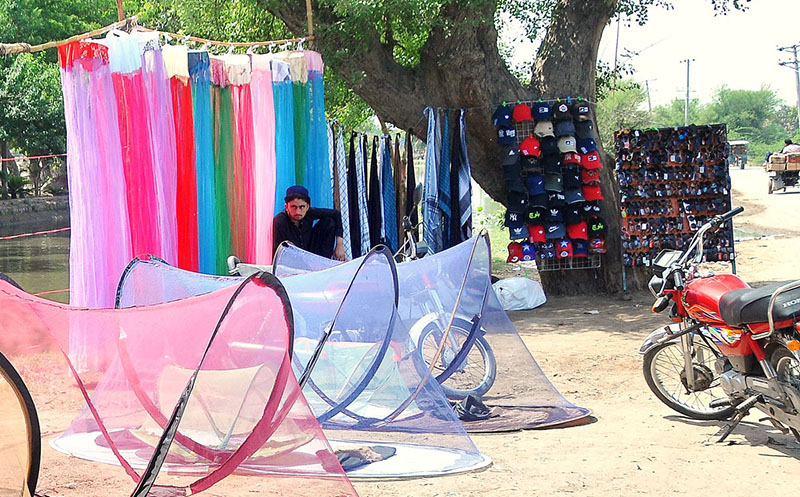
[{"left": 492, "top": 277, "right": 546, "bottom": 311}]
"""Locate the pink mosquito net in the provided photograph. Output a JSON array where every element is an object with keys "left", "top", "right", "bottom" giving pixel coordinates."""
[
  {"left": 115, "top": 248, "right": 492, "bottom": 478},
  {"left": 272, "top": 234, "right": 592, "bottom": 432},
  {"left": 0, "top": 274, "right": 356, "bottom": 496}
]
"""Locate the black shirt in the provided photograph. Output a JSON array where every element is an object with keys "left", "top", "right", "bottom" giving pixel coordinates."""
[{"left": 272, "top": 207, "right": 344, "bottom": 254}]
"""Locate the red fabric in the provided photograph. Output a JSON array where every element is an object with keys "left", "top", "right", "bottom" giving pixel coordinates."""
[
  {"left": 58, "top": 40, "right": 108, "bottom": 69},
  {"left": 171, "top": 78, "right": 199, "bottom": 271}
]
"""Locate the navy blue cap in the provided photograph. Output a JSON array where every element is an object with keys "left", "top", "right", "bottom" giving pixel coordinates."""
[
  {"left": 493, "top": 104, "right": 513, "bottom": 126},
  {"left": 285, "top": 185, "right": 310, "bottom": 201}
]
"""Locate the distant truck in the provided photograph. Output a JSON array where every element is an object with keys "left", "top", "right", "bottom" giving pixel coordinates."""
[{"left": 764, "top": 152, "right": 800, "bottom": 194}]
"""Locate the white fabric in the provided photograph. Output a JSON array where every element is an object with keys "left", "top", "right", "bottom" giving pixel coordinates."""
[
  {"left": 492, "top": 278, "right": 546, "bottom": 311},
  {"left": 162, "top": 45, "right": 189, "bottom": 79}
]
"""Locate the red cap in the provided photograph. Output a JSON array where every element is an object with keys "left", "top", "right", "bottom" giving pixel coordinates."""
[
  {"left": 581, "top": 168, "right": 601, "bottom": 184},
  {"left": 581, "top": 151, "right": 602, "bottom": 169},
  {"left": 520, "top": 135, "right": 542, "bottom": 157},
  {"left": 556, "top": 239, "right": 573, "bottom": 258},
  {"left": 567, "top": 221, "right": 588, "bottom": 240},
  {"left": 590, "top": 237, "right": 607, "bottom": 253},
  {"left": 582, "top": 184, "right": 604, "bottom": 201},
  {"left": 528, "top": 224, "right": 546, "bottom": 243},
  {"left": 562, "top": 152, "right": 581, "bottom": 165},
  {"left": 512, "top": 103, "right": 534, "bottom": 123},
  {"left": 507, "top": 242, "right": 524, "bottom": 263}
]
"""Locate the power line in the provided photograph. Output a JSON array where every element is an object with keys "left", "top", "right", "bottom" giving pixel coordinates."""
[{"left": 778, "top": 43, "right": 800, "bottom": 131}]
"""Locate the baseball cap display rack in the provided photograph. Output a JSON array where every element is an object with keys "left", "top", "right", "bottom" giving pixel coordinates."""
[{"left": 615, "top": 124, "right": 736, "bottom": 268}]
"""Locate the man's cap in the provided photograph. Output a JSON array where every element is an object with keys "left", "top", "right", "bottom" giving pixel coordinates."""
[
  {"left": 543, "top": 172, "right": 563, "bottom": 192},
  {"left": 573, "top": 239, "right": 589, "bottom": 257},
  {"left": 547, "top": 191, "right": 567, "bottom": 207},
  {"left": 564, "top": 205, "right": 582, "bottom": 224},
  {"left": 557, "top": 135, "right": 577, "bottom": 153},
  {"left": 534, "top": 120, "right": 555, "bottom": 138},
  {"left": 526, "top": 205, "right": 546, "bottom": 222},
  {"left": 504, "top": 178, "right": 525, "bottom": 193},
  {"left": 571, "top": 101, "right": 591, "bottom": 121},
  {"left": 562, "top": 152, "right": 581, "bottom": 165},
  {"left": 507, "top": 241, "right": 523, "bottom": 263},
  {"left": 505, "top": 210, "right": 525, "bottom": 228},
  {"left": 542, "top": 154, "right": 561, "bottom": 174},
  {"left": 509, "top": 224, "right": 528, "bottom": 240},
  {"left": 567, "top": 221, "right": 588, "bottom": 240},
  {"left": 521, "top": 155, "right": 540, "bottom": 172},
  {"left": 502, "top": 146, "right": 520, "bottom": 165},
  {"left": 528, "top": 192, "right": 548, "bottom": 208},
  {"left": 581, "top": 151, "right": 602, "bottom": 169},
  {"left": 556, "top": 238, "right": 573, "bottom": 258},
  {"left": 553, "top": 101, "right": 572, "bottom": 121},
  {"left": 513, "top": 103, "right": 534, "bottom": 123},
  {"left": 545, "top": 207, "right": 563, "bottom": 222},
  {"left": 532, "top": 102, "right": 552, "bottom": 120},
  {"left": 540, "top": 137, "right": 559, "bottom": 155},
  {"left": 582, "top": 201, "right": 601, "bottom": 215},
  {"left": 525, "top": 174, "right": 546, "bottom": 195},
  {"left": 590, "top": 237, "right": 607, "bottom": 253},
  {"left": 541, "top": 241, "right": 556, "bottom": 259},
  {"left": 545, "top": 221, "right": 567, "bottom": 239},
  {"left": 581, "top": 168, "right": 601, "bottom": 184},
  {"left": 528, "top": 224, "right": 546, "bottom": 243},
  {"left": 507, "top": 190, "right": 527, "bottom": 210},
  {"left": 588, "top": 215, "right": 607, "bottom": 235},
  {"left": 575, "top": 120, "right": 595, "bottom": 140},
  {"left": 285, "top": 185, "right": 310, "bottom": 200},
  {"left": 577, "top": 138, "right": 598, "bottom": 154},
  {"left": 520, "top": 135, "right": 542, "bottom": 157},
  {"left": 563, "top": 167, "right": 581, "bottom": 188},
  {"left": 497, "top": 125, "right": 517, "bottom": 145},
  {"left": 582, "top": 184, "right": 604, "bottom": 201},
  {"left": 492, "top": 104, "right": 512, "bottom": 126},
  {"left": 564, "top": 187, "right": 585, "bottom": 204},
  {"left": 503, "top": 161, "right": 522, "bottom": 180},
  {"left": 555, "top": 119, "right": 576, "bottom": 138},
  {"left": 521, "top": 242, "right": 537, "bottom": 261}
]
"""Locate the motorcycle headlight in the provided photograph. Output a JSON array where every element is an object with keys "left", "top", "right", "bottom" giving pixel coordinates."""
[{"left": 648, "top": 275, "right": 663, "bottom": 297}]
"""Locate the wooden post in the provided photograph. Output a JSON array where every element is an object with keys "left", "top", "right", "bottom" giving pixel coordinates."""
[
  {"left": 305, "top": 0, "right": 314, "bottom": 46},
  {"left": 116, "top": 0, "right": 124, "bottom": 22}
]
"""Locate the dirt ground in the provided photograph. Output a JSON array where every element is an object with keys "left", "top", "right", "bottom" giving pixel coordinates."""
[{"left": 25, "top": 166, "right": 800, "bottom": 496}]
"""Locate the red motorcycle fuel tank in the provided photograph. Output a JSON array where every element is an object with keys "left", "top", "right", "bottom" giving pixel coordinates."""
[{"left": 684, "top": 274, "right": 753, "bottom": 356}]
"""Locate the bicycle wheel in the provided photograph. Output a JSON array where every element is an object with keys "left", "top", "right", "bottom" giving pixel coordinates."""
[
  {"left": 416, "top": 318, "right": 497, "bottom": 400},
  {"left": 0, "top": 351, "right": 40, "bottom": 496}
]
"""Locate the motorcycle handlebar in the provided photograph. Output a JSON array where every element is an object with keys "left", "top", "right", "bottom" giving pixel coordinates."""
[
  {"left": 713, "top": 206, "right": 744, "bottom": 226},
  {"left": 672, "top": 268, "right": 684, "bottom": 290}
]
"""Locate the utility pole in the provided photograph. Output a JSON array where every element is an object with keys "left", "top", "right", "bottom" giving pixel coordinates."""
[
  {"left": 778, "top": 43, "right": 800, "bottom": 131},
  {"left": 680, "top": 59, "right": 695, "bottom": 126},
  {"left": 644, "top": 80, "right": 657, "bottom": 112}
]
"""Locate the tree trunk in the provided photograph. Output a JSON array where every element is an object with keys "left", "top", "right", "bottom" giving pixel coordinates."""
[
  {"left": 0, "top": 140, "right": 9, "bottom": 200},
  {"left": 265, "top": 0, "right": 626, "bottom": 294}
]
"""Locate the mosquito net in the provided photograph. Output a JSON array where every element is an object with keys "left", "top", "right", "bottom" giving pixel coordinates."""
[
  {"left": 273, "top": 234, "right": 592, "bottom": 432},
  {"left": 0, "top": 351, "right": 37, "bottom": 497},
  {"left": 115, "top": 248, "right": 492, "bottom": 478},
  {"left": 0, "top": 274, "right": 356, "bottom": 496}
]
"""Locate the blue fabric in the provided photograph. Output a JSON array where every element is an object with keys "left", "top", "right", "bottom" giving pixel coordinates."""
[
  {"left": 188, "top": 51, "right": 216, "bottom": 275},
  {"left": 307, "top": 71, "right": 333, "bottom": 208},
  {"left": 438, "top": 110, "right": 452, "bottom": 250},
  {"left": 423, "top": 107, "right": 440, "bottom": 254},
  {"left": 356, "top": 135, "right": 371, "bottom": 256},
  {"left": 335, "top": 126, "right": 352, "bottom": 260},
  {"left": 457, "top": 110, "right": 473, "bottom": 241},
  {"left": 273, "top": 78, "right": 296, "bottom": 214},
  {"left": 381, "top": 136, "right": 398, "bottom": 251}
]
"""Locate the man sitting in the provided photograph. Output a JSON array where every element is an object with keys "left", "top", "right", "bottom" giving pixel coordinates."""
[
  {"left": 781, "top": 139, "right": 800, "bottom": 153},
  {"left": 272, "top": 185, "right": 346, "bottom": 261}
]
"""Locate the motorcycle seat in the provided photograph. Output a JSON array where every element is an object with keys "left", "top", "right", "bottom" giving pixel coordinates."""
[{"left": 719, "top": 281, "right": 800, "bottom": 327}]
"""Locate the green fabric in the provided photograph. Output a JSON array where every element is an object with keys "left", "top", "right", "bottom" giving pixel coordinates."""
[
  {"left": 211, "top": 85, "right": 233, "bottom": 275},
  {"left": 292, "top": 81, "right": 310, "bottom": 186}
]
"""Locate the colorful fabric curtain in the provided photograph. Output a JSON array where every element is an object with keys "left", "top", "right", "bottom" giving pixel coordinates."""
[
  {"left": 357, "top": 135, "right": 371, "bottom": 255},
  {"left": 305, "top": 51, "right": 332, "bottom": 208},
  {"left": 335, "top": 126, "right": 352, "bottom": 260},
  {"left": 368, "top": 136, "right": 382, "bottom": 247},
  {"left": 272, "top": 58, "right": 295, "bottom": 214},
  {"left": 209, "top": 57, "right": 233, "bottom": 274},
  {"left": 381, "top": 136, "right": 398, "bottom": 251},
  {"left": 438, "top": 109, "right": 452, "bottom": 250},
  {"left": 423, "top": 108, "right": 440, "bottom": 254},
  {"left": 250, "top": 54, "right": 277, "bottom": 264}
]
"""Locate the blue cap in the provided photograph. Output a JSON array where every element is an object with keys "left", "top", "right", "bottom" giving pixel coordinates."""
[{"left": 285, "top": 185, "right": 310, "bottom": 200}]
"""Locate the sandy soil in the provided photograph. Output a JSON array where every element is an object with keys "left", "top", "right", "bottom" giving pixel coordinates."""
[{"left": 21, "top": 166, "right": 800, "bottom": 496}]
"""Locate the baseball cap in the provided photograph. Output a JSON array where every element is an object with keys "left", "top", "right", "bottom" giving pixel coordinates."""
[
  {"left": 556, "top": 238, "right": 573, "bottom": 258},
  {"left": 557, "top": 135, "right": 577, "bottom": 153},
  {"left": 509, "top": 224, "right": 528, "bottom": 240},
  {"left": 563, "top": 167, "right": 581, "bottom": 188},
  {"left": 567, "top": 221, "right": 588, "bottom": 240},
  {"left": 505, "top": 210, "right": 524, "bottom": 228},
  {"left": 528, "top": 224, "right": 546, "bottom": 243},
  {"left": 541, "top": 241, "right": 556, "bottom": 259},
  {"left": 527, "top": 192, "right": 547, "bottom": 208},
  {"left": 577, "top": 138, "right": 597, "bottom": 154},
  {"left": 581, "top": 168, "right": 601, "bottom": 184},
  {"left": 525, "top": 174, "right": 546, "bottom": 195},
  {"left": 575, "top": 120, "right": 595, "bottom": 140},
  {"left": 520, "top": 135, "right": 542, "bottom": 157},
  {"left": 507, "top": 241, "right": 523, "bottom": 262},
  {"left": 542, "top": 154, "right": 561, "bottom": 174},
  {"left": 581, "top": 151, "right": 602, "bottom": 169},
  {"left": 534, "top": 120, "right": 555, "bottom": 138},
  {"left": 497, "top": 125, "right": 517, "bottom": 145},
  {"left": 521, "top": 242, "right": 537, "bottom": 261},
  {"left": 582, "top": 201, "right": 601, "bottom": 216},
  {"left": 505, "top": 178, "right": 525, "bottom": 193},
  {"left": 521, "top": 155, "right": 540, "bottom": 172},
  {"left": 492, "top": 104, "right": 512, "bottom": 126},
  {"left": 545, "top": 221, "right": 567, "bottom": 239},
  {"left": 573, "top": 239, "right": 589, "bottom": 257},
  {"left": 531, "top": 101, "right": 552, "bottom": 120},
  {"left": 555, "top": 119, "right": 576, "bottom": 138},
  {"left": 564, "top": 187, "right": 585, "bottom": 204},
  {"left": 503, "top": 160, "right": 522, "bottom": 180},
  {"left": 543, "top": 172, "right": 563, "bottom": 192},
  {"left": 571, "top": 100, "right": 591, "bottom": 121},
  {"left": 545, "top": 207, "right": 563, "bottom": 222},
  {"left": 590, "top": 237, "right": 607, "bottom": 253},
  {"left": 582, "top": 184, "right": 604, "bottom": 201},
  {"left": 564, "top": 205, "right": 582, "bottom": 224},
  {"left": 285, "top": 185, "right": 310, "bottom": 202},
  {"left": 540, "top": 137, "right": 559, "bottom": 155},
  {"left": 553, "top": 101, "right": 572, "bottom": 121},
  {"left": 513, "top": 103, "right": 534, "bottom": 123},
  {"left": 562, "top": 152, "right": 581, "bottom": 165},
  {"left": 588, "top": 215, "right": 607, "bottom": 236},
  {"left": 502, "top": 146, "right": 520, "bottom": 165},
  {"left": 526, "top": 206, "right": 546, "bottom": 222},
  {"left": 547, "top": 191, "right": 566, "bottom": 207}
]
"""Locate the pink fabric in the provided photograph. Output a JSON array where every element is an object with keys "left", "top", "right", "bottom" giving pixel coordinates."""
[
  {"left": 250, "top": 55, "right": 277, "bottom": 264},
  {"left": 232, "top": 83, "right": 257, "bottom": 263},
  {"left": 303, "top": 50, "right": 324, "bottom": 73}
]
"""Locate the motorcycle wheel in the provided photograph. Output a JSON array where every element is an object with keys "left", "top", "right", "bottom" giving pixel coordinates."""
[
  {"left": 415, "top": 318, "right": 497, "bottom": 400},
  {"left": 771, "top": 347, "right": 800, "bottom": 390},
  {"left": 643, "top": 341, "right": 735, "bottom": 420}
]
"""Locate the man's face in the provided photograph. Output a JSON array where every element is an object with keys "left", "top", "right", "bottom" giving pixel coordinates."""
[{"left": 286, "top": 199, "right": 309, "bottom": 222}]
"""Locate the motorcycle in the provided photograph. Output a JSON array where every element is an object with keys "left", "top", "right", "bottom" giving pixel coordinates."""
[{"left": 639, "top": 206, "right": 800, "bottom": 441}]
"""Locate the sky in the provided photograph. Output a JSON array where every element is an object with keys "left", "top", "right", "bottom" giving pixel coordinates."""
[{"left": 510, "top": 0, "right": 800, "bottom": 109}]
